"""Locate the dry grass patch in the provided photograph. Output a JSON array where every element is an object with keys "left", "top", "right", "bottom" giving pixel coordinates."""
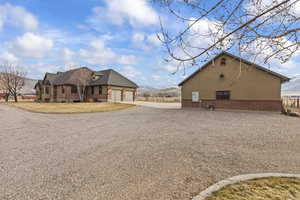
[
  {"left": 207, "top": 177, "right": 300, "bottom": 200},
  {"left": 5, "top": 102, "right": 135, "bottom": 114}
]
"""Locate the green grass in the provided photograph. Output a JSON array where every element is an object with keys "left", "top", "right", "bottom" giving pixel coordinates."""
[
  {"left": 206, "top": 177, "right": 300, "bottom": 200},
  {"left": 5, "top": 102, "right": 135, "bottom": 114}
]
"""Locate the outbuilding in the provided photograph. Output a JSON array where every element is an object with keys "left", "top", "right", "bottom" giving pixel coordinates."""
[{"left": 179, "top": 52, "right": 290, "bottom": 111}]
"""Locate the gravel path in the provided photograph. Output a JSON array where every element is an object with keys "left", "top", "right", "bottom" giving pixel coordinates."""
[{"left": 1, "top": 104, "right": 300, "bottom": 200}]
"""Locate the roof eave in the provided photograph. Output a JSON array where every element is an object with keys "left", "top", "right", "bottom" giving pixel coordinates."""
[{"left": 178, "top": 51, "right": 291, "bottom": 85}]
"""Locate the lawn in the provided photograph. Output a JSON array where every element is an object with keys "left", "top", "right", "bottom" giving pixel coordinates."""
[
  {"left": 207, "top": 177, "right": 300, "bottom": 200},
  {"left": 5, "top": 102, "right": 135, "bottom": 113}
]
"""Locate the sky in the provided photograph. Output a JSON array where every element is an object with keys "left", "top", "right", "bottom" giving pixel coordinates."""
[{"left": 0, "top": 0, "right": 300, "bottom": 87}]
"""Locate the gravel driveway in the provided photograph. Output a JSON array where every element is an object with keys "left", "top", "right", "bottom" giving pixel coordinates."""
[
  {"left": 133, "top": 101, "right": 181, "bottom": 109},
  {"left": 1, "top": 103, "right": 300, "bottom": 200}
]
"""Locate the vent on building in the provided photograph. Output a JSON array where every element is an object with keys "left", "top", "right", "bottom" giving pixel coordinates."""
[{"left": 220, "top": 58, "right": 226, "bottom": 66}]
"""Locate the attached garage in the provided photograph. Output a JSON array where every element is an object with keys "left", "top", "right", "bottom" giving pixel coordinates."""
[
  {"left": 111, "top": 90, "right": 122, "bottom": 102},
  {"left": 123, "top": 91, "right": 134, "bottom": 101}
]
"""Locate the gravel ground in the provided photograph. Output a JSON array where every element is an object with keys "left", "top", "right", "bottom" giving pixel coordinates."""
[
  {"left": 133, "top": 101, "right": 181, "bottom": 109},
  {"left": 1, "top": 103, "right": 300, "bottom": 200}
]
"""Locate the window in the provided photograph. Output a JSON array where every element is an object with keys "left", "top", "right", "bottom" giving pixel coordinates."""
[
  {"left": 71, "top": 86, "right": 77, "bottom": 94},
  {"left": 61, "top": 86, "right": 65, "bottom": 94},
  {"left": 99, "top": 86, "right": 102, "bottom": 95},
  {"left": 216, "top": 91, "right": 230, "bottom": 100},
  {"left": 220, "top": 58, "right": 226, "bottom": 66}
]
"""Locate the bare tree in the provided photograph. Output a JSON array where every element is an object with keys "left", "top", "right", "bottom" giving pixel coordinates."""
[
  {"left": 0, "top": 64, "right": 27, "bottom": 102},
  {"left": 154, "top": 0, "right": 300, "bottom": 71},
  {"left": 75, "top": 69, "right": 91, "bottom": 102}
]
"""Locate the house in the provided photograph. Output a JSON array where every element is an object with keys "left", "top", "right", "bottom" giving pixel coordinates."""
[
  {"left": 179, "top": 52, "right": 290, "bottom": 111},
  {"left": 35, "top": 67, "right": 138, "bottom": 102}
]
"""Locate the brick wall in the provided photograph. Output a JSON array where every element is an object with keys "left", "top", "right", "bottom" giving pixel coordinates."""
[
  {"left": 182, "top": 99, "right": 283, "bottom": 111},
  {"left": 86, "top": 86, "right": 108, "bottom": 102}
]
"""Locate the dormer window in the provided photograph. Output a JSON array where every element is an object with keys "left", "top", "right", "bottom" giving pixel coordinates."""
[
  {"left": 220, "top": 58, "right": 226, "bottom": 66},
  {"left": 92, "top": 75, "right": 99, "bottom": 80},
  {"left": 92, "top": 72, "right": 103, "bottom": 80}
]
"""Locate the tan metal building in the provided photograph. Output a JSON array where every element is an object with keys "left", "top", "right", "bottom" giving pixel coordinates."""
[{"left": 179, "top": 52, "right": 290, "bottom": 111}]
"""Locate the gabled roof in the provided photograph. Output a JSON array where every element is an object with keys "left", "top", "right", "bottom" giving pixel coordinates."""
[
  {"left": 51, "top": 67, "right": 93, "bottom": 85},
  {"left": 43, "top": 72, "right": 58, "bottom": 84},
  {"left": 178, "top": 52, "right": 290, "bottom": 86},
  {"left": 90, "top": 69, "right": 138, "bottom": 88},
  {"left": 40, "top": 67, "right": 138, "bottom": 88}
]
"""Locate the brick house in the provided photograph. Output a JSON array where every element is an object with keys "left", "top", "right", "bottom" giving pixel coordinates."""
[
  {"left": 35, "top": 67, "right": 138, "bottom": 102},
  {"left": 179, "top": 52, "right": 290, "bottom": 111}
]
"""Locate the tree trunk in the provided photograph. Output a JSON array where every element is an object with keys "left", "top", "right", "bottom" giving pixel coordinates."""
[
  {"left": 5, "top": 94, "right": 9, "bottom": 102},
  {"left": 14, "top": 94, "right": 18, "bottom": 102}
]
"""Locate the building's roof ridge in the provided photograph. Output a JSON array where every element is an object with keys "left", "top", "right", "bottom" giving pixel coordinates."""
[
  {"left": 41, "top": 67, "right": 138, "bottom": 88},
  {"left": 178, "top": 51, "right": 290, "bottom": 86}
]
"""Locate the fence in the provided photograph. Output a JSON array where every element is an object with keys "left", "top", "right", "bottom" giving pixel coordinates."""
[
  {"left": 282, "top": 96, "right": 300, "bottom": 108},
  {"left": 136, "top": 96, "right": 180, "bottom": 103}
]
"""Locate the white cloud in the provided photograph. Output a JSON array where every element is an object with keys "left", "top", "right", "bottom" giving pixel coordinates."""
[
  {"left": 152, "top": 74, "right": 162, "bottom": 81},
  {"left": 76, "top": 39, "right": 137, "bottom": 65},
  {"left": 105, "top": 0, "right": 158, "bottom": 26},
  {"left": 281, "top": 60, "right": 299, "bottom": 69},
  {"left": 89, "top": 0, "right": 158, "bottom": 28},
  {"left": 161, "top": 64, "right": 178, "bottom": 73},
  {"left": 170, "top": 18, "right": 230, "bottom": 60},
  {"left": 0, "top": 3, "right": 38, "bottom": 31},
  {"left": 120, "top": 65, "right": 141, "bottom": 78},
  {"left": 132, "top": 32, "right": 162, "bottom": 50},
  {"left": 118, "top": 55, "right": 137, "bottom": 65},
  {"left": 132, "top": 32, "right": 149, "bottom": 50},
  {"left": 0, "top": 51, "right": 19, "bottom": 64},
  {"left": 189, "top": 18, "right": 226, "bottom": 47},
  {"left": 12, "top": 32, "right": 53, "bottom": 58},
  {"left": 78, "top": 40, "right": 116, "bottom": 65},
  {"left": 147, "top": 33, "right": 162, "bottom": 46},
  {"left": 61, "top": 48, "right": 75, "bottom": 63},
  {"left": 245, "top": 0, "right": 300, "bottom": 17}
]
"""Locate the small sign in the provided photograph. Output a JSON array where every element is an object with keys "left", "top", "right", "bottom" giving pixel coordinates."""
[{"left": 192, "top": 92, "right": 199, "bottom": 102}]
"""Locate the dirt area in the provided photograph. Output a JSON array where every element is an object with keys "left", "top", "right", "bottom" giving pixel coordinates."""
[
  {"left": 1, "top": 103, "right": 300, "bottom": 200},
  {"left": 206, "top": 177, "right": 300, "bottom": 200},
  {"left": 5, "top": 102, "right": 135, "bottom": 113}
]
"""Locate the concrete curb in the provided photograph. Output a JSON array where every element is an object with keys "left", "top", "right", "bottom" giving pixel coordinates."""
[{"left": 192, "top": 173, "right": 300, "bottom": 200}]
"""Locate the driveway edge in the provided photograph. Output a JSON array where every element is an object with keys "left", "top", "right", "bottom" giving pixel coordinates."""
[{"left": 192, "top": 173, "right": 300, "bottom": 200}]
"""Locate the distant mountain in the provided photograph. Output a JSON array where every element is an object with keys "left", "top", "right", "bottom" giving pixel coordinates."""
[
  {"left": 282, "top": 76, "right": 300, "bottom": 91},
  {"left": 137, "top": 85, "right": 180, "bottom": 97}
]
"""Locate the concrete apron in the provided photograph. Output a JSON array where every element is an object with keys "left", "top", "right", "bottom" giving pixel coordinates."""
[{"left": 192, "top": 173, "right": 300, "bottom": 200}]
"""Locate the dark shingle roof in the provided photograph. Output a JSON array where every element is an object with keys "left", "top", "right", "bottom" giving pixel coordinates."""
[
  {"left": 44, "top": 72, "right": 58, "bottom": 84},
  {"left": 41, "top": 67, "right": 138, "bottom": 88},
  {"left": 52, "top": 67, "right": 93, "bottom": 85},
  {"left": 178, "top": 51, "right": 290, "bottom": 86},
  {"left": 90, "top": 69, "right": 138, "bottom": 88}
]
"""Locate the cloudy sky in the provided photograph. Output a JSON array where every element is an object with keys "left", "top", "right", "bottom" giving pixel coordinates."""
[{"left": 0, "top": 0, "right": 299, "bottom": 87}]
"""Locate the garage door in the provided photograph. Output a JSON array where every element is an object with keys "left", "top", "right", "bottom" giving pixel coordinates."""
[
  {"left": 111, "top": 90, "right": 121, "bottom": 102},
  {"left": 124, "top": 91, "right": 134, "bottom": 101}
]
